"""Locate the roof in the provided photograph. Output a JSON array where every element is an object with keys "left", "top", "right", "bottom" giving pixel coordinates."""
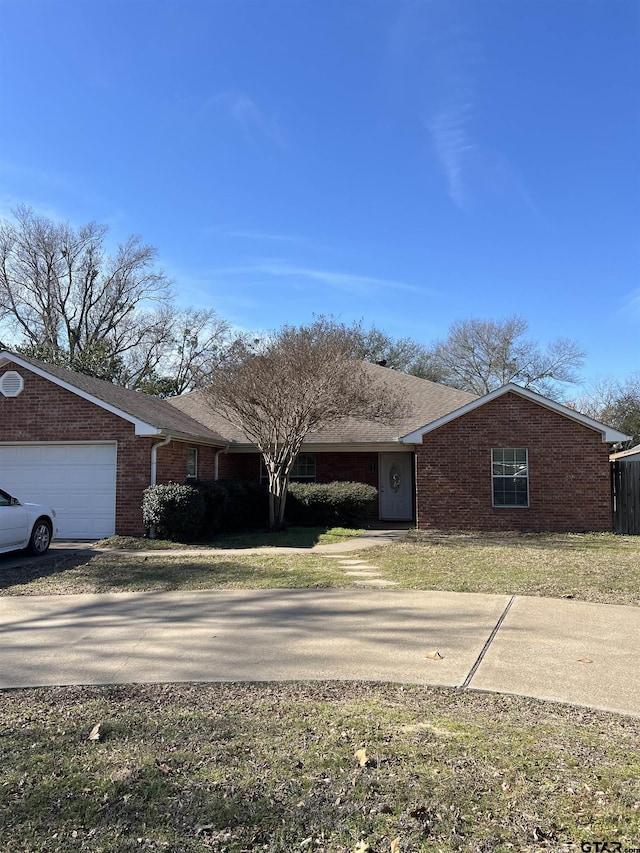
[
  {"left": 610, "top": 443, "right": 640, "bottom": 461},
  {"left": 402, "top": 383, "right": 632, "bottom": 445},
  {"left": 168, "top": 361, "right": 478, "bottom": 446},
  {"left": 0, "top": 351, "right": 228, "bottom": 444}
]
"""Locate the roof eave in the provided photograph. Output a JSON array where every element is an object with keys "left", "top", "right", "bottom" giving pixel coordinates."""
[
  {"left": 0, "top": 351, "right": 223, "bottom": 442},
  {"left": 401, "top": 383, "right": 632, "bottom": 444}
]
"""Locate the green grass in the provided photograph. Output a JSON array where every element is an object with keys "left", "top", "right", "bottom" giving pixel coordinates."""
[
  {"left": 1, "top": 682, "right": 638, "bottom": 853},
  {"left": 2, "top": 530, "right": 639, "bottom": 604},
  {"left": 96, "top": 526, "right": 366, "bottom": 550}
]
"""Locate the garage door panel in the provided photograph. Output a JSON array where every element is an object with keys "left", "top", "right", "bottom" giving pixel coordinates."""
[{"left": 0, "top": 443, "right": 117, "bottom": 539}]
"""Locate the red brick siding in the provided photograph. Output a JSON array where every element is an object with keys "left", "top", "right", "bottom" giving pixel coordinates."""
[
  {"left": 415, "top": 393, "right": 613, "bottom": 532},
  {"left": 0, "top": 362, "right": 220, "bottom": 535},
  {"left": 1, "top": 363, "right": 149, "bottom": 534},
  {"left": 221, "top": 451, "right": 380, "bottom": 487},
  {"left": 154, "top": 441, "right": 217, "bottom": 484},
  {"left": 220, "top": 451, "right": 382, "bottom": 522}
]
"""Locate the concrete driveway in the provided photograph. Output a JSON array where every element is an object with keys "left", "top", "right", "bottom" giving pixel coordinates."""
[{"left": 1, "top": 588, "right": 638, "bottom": 717}]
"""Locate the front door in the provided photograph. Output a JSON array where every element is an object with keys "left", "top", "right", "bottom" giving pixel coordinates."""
[{"left": 379, "top": 453, "right": 413, "bottom": 521}]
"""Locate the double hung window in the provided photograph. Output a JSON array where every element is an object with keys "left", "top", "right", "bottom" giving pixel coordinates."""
[{"left": 492, "top": 448, "right": 529, "bottom": 507}]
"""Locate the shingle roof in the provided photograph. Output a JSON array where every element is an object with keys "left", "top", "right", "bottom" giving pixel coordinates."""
[
  {"left": 168, "top": 361, "right": 478, "bottom": 445},
  {"left": 0, "top": 351, "right": 228, "bottom": 443}
]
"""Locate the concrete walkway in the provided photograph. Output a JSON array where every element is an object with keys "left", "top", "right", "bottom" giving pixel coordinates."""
[{"left": 1, "top": 587, "right": 638, "bottom": 717}]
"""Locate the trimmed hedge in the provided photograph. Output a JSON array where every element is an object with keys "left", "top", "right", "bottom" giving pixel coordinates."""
[
  {"left": 142, "top": 479, "right": 377, "bottom": 540},
  {"left": 142, "top": 483, "right": 206, "bottom": 541},
  {"left": 195, "top": 478, "right": 269, "bottom": 534},
  {"left": 286, "top": 481, "right": 378, "bottom": 527}
]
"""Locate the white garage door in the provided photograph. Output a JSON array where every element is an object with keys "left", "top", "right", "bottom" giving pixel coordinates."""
[{"left": 0, "top": 443, "right": 117, "bottom": 539}]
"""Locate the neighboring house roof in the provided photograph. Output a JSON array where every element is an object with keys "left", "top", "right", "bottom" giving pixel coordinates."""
[
  {"left": 0, "top": 351, "right": 228, "bottom": 444},
  {"left": 402, "top": 383, "right": 632, "bottom": 445},
  {"left": 168, "top": 361, "right": 478, "bottom": 446},
  {"left": 610, "top": 443, "right": 640, "bottom": 461}
]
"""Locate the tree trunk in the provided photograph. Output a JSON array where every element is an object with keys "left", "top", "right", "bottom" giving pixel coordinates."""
[{"left": 267, "top": 467, "right": 288, "bottom": 532}]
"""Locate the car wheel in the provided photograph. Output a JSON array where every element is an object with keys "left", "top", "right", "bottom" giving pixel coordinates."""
[{"left": 27, "top": 517, "right": 52, "bottom": 555}]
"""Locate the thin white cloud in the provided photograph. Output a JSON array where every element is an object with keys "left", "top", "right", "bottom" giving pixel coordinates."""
[
  {"left": 427, "top": 101, "right": 475, "bottom": 210},
  {"left": 211, "top": 261, "right": 422, "bottom": 296},
  {"left": 208, "top": 227, "right": 321, "bottom": 249},
  {"left": 621, "top": 288, "right": 640, "bottom": 320},
  {"left": 203, "top": 91, "right": 286, "bottom": 149}
]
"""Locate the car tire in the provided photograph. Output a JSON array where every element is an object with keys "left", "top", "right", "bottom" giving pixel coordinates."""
[{"left": 26, "top": 517, "right": 52, "bottom": 556}]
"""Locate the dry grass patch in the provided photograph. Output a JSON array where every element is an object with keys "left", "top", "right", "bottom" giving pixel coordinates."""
[
  {"left": 1, "top": 682, "right": 638, "bottom": 852},
  {"left": 370, "top": 531, "right": 640, "bottom": 606},
  {"left": 1, "top": 531, "right": 638, "bottom": 604}
]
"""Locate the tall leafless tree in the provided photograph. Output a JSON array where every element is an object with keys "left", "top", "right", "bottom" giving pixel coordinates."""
[
  {"left": 201, "top": 318, "right": 408, "bottom": 530},
  {"left": 573, "top": 373, "right": 640, "bottom": 446},
  {"left": 0, "top": 206, "right": 228, "bottom": 392},
  {"left": 426, "top": 316, "right": 585, "bottom": 398}
]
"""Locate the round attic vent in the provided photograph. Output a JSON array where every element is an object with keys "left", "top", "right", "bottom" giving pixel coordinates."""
[{"left": 0, "top": 370, "right": 24, "bottom": 397}]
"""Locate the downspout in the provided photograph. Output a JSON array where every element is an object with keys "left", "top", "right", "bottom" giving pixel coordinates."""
[
  {"left": 214, "top": 444, "right": 230, "bottom": 480},
  {"left": 149, "top": 434, "right": 172, "bottom": 538}
]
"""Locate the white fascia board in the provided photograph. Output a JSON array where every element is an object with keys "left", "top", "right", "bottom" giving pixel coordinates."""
[
  {"left": 159, "top": 431, "right": 227, "bottom": 447},
  {"left": 226, "top": 441, "right": 407, "bottom": 454},
  {"left": 401, "top": 383, "right": 632, "bottom": 445},
  {"left": 1, "top": 351, "right": 164, "bottom": 437}
]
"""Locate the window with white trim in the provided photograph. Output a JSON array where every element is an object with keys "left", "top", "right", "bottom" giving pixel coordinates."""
[
  {"left": 186, "top": 447, "right": 198, "bottom": 479},
  {"left": 260, "top": 453, "right": 316, "bottom": 483},
  {"left": 492, "top": 448, "right": 529, "bottom": 507}
]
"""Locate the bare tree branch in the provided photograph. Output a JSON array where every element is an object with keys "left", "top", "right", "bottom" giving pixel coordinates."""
[{"left": 201, "top": 318, "right": 409, "bottom": 530}]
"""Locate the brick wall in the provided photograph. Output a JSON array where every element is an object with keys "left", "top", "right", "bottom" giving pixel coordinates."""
[
  {"left": 1, "top": 362, "right": 221, "bottom": 536},
  {"left": 154, "top": 441, "right": 217, "bottom": 484},
  {"left": 1, "top": 362, "right": 148, "bottom": 534},
  {"left": 219, "top": 450, "right": 381, "bottom": 523},
  {"left": 415, "top": 392, "right": 613, "bottom": 532},
  {"left": 221, "top": 450, "right": 380, "bottom": 488}
]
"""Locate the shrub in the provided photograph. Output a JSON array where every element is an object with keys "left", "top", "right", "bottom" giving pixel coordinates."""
[
  {"left": 142, "top": 483, "right": 206, "bottom": 541},
  {"left": 286, "top": 481, "right": 377, "bottom": 527},
  {"left": 192, "top": 479, "right": 269, "bottom": 534}
]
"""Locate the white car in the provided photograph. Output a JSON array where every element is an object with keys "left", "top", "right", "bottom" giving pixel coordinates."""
[{"left": 0, "top": 488, "right": 57, "bottom": 556}]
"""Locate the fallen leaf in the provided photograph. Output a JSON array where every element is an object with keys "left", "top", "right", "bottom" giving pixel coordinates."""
[
  {"left": 88, "top": 723, "right": 101, "bottom": 742},
  {"left": 425, "top": 651, "right": 443, "bottom": 660},
  {"left": 390, "top": 838, "right": 401, "bottom": 853},
  {"left": 577, "top": 658, "right": 594, "bottom": 664},
  {"left": 354, "top": 842, "right": 370, "bottom": 853},
  {"left": 355, "top": 747, "right": 368, "bottom": 767}
]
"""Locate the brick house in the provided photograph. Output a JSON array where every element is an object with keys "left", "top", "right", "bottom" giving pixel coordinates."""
[{"left": 0, "top": 351, "right": 629, "bottom": 537}]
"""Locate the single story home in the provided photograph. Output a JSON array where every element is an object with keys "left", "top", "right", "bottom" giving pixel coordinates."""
[{"left": 0, "top": 351, "right": 630, "bottom": 538}]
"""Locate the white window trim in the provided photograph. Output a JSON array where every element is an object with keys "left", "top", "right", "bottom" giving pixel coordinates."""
[
  {"left": 186, "top": 446, "right": 198, "bottom": 479},
  {"left": 491, "top": 448, "right": 530, "bottom": 508}
]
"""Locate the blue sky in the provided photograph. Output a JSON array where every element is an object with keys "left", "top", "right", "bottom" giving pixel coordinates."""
[{"left": 0, "top": 0, "right": 638, "bottom": 387}]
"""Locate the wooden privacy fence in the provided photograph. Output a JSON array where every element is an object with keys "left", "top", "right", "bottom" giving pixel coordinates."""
[{"left": 611, "top": 460, "right": 640, "bottom": 534}]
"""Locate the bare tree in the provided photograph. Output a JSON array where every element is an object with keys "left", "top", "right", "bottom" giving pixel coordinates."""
[
  {"left": 426, "top": 316, "right": 585, "bottom": 397},
  {"left": 201, "top": 318, "right": 408, "bottom": 530},
  {"left": 350, "top": 322, "right": 446, "bottom": 380},
  {"left": 0, "top": 206, "right": 228, "bottom": 391},
  {"left": 574, "top": 373, "right": 640, "bottom": 446}
]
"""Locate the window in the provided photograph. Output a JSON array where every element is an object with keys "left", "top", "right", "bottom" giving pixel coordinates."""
[
  {"left": 260, "top": 453, "right": 316, "bottom": 482},
  {"left": 186, "top": 447, "right": 198, "bottom": 479},
  {"left": 290, "top": 453, "right": 316, "bottom": 482},
  {"left": 492, "top": 448, "right": 529, "bottom": 507}
]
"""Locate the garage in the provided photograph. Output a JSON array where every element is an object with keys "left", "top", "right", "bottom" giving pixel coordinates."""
[{"left": 0, "top": 442, "right": 117, "bottom": 539}]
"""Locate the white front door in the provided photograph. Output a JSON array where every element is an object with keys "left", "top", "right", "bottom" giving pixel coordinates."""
[{"left": 379, "top": 453, "right": 413, "bottom": 521}]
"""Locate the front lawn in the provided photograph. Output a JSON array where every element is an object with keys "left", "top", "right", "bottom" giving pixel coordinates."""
[
  {"left": 1, "top": 681, "right": 638, "bottom": 852},
  {"left": 96, "top": 526, "right": 367, "bottom": 550},
  {"left": 1, "top": 531, "right": 638, "bottom": 605}
]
